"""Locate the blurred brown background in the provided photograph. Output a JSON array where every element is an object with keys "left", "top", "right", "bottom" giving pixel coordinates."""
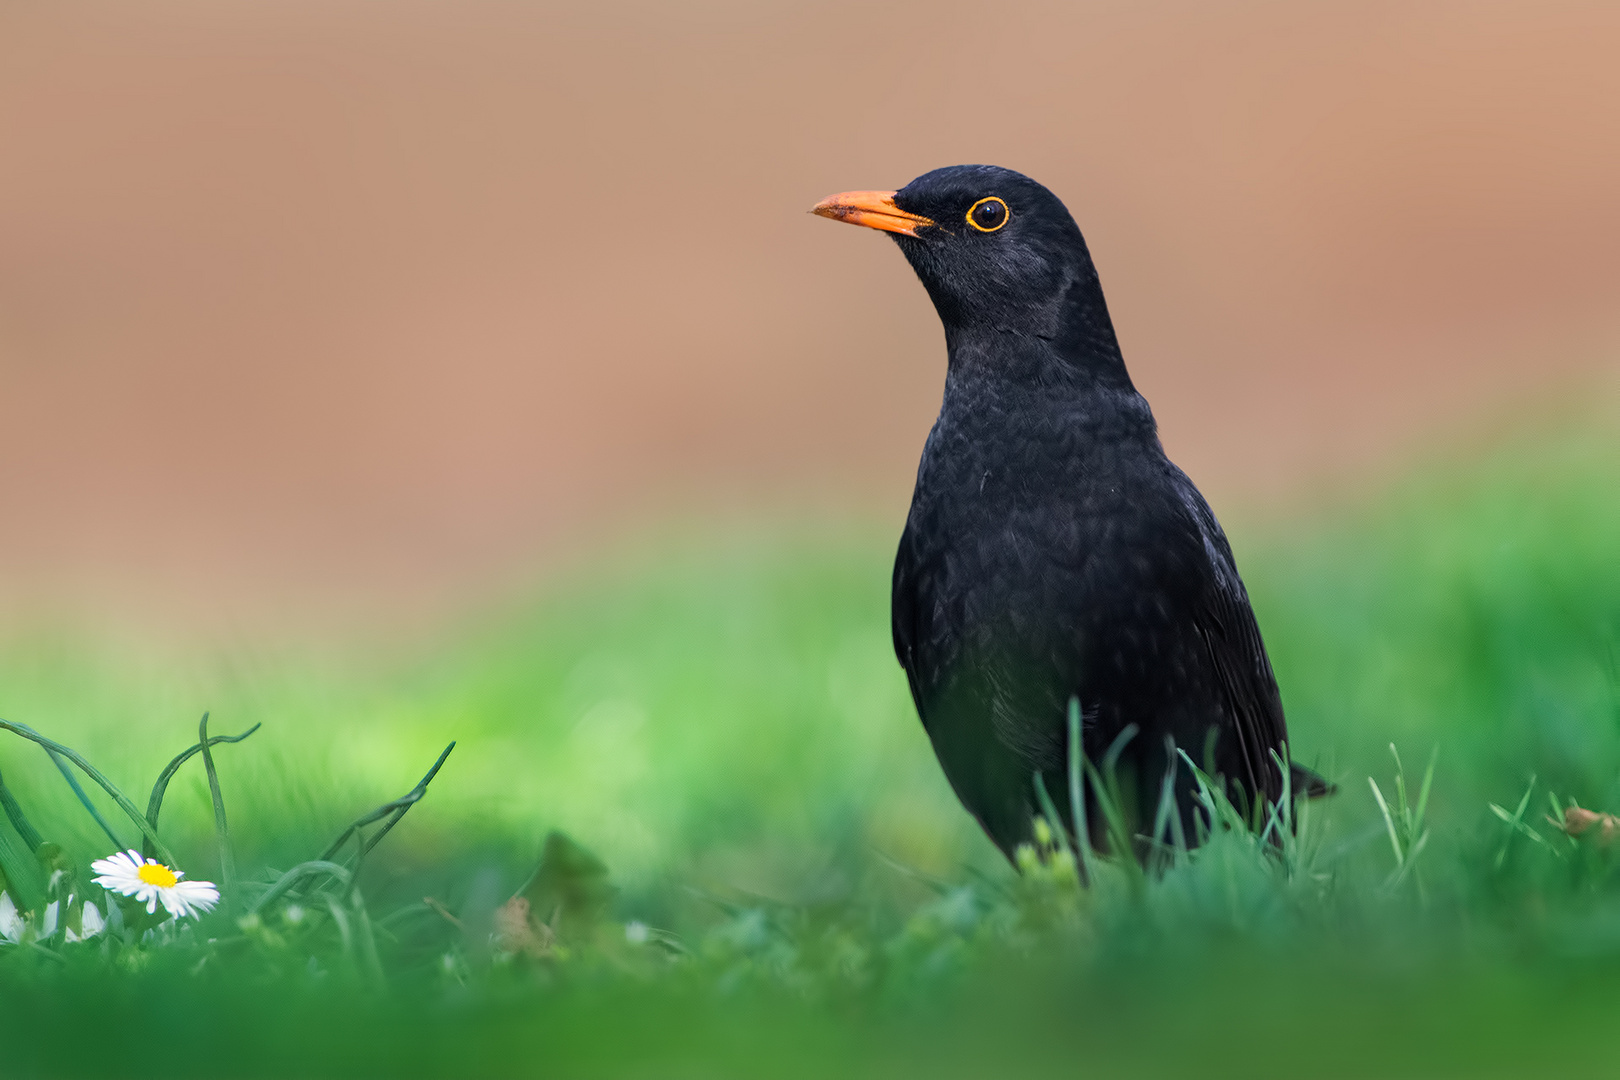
[{"left": 2, "top": 0, "right": 1617, "bottom": 633}]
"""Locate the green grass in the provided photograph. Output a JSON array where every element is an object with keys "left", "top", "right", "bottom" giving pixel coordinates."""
[{"left": 2, "top": 396, "right": 1619, "bottom": 1077}]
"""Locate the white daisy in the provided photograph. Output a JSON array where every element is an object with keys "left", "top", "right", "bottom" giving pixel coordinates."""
[{"left": 91, "top": 849, "right": 219, "bottom": 920}]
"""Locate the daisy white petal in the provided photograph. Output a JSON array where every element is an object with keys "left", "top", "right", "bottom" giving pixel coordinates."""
[
  {"left": 0, "top": 893, "right": 21, "bottom": 943},
  {"left": 41, "top": 900, "right": 59, "bottom": 938},
  {"left": 65, "top": 900, "right": 106, "bottom": 943},
  {"left": 159, "top": 879, "right": 219, "bottom": 919}
]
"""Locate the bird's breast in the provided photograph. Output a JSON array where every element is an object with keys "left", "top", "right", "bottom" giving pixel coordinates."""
[{"left": 904, "top": 383, "right": 1190, "bottom": 685}]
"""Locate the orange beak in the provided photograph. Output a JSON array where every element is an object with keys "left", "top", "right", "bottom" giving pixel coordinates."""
[{"left": 811, "top": 190, "right": 935, "bottom": 237}]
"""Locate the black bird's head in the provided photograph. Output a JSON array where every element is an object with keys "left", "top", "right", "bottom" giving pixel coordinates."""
[{"left": 813, "top": 165, "right": 1124, "bottom": 371}]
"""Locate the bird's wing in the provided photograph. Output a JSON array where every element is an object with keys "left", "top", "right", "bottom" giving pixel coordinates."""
[
  {"left": 1175, "top": 474, "right": 1291, "bottom": 808},
  {"left": 891, "top": 524, "right": 927, "bottom": 718}
]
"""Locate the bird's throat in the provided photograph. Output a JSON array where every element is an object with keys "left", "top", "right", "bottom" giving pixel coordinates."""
[{"left": 943, "top": 317, "right": 1135, "bottom": 395}]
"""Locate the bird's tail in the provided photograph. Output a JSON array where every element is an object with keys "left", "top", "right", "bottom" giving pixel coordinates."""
[{"left": 1290, "top": 762, "right": 1336, "bottom": 799}]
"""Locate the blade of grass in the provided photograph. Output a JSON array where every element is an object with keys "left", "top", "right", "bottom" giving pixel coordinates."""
[
  {"left": 46, "top": 747, "right": 124, "bottom": 852},
  {"left": 1161, "top": 736, "right": 1189, "bottom": 859},
  {"left": 324, "top": 893, "right": 355, "bottom": 961},
  {"left": 1385, "top": 832, "right": 1430, "bottom": 890},
  {"left": 319, "top": 743, "right": 456, "bottom": 863},
  {"left": 1174, "top": 748, "right": 1215, "bottom": 845},
  {"left": 143, "top": 722, "right": 261, "bottom": 859},
  {"left": 1414, "top": 747, "right": 1438, "bottom": 831},
  {"left": 1175, "top": 748, "right": 1250, "bottom": 839},
  {"left": 1491, "top": 776, "right": 1548, "bottom": 868},
  {"left": 0, "top": 719, "right": 176, "bottom": 866},
  {"left": 1389, "top": 744, "right": 1410, "bottom": 827},
  {"left": 248, "top": 860, "right": 354, "bottom": 914},
  {"left": 196, "top": 713, "right": 238, "bottom": 914},
  {"left": 360, "top": 743, "right": 457, "bottom": 858},
  {"left": 351, "top": 887, "right": 387, "bottom": 988},
  {"left": 871, "top": 849, "right": 960, "bottom": 897},
  {"left": 1260, "top": 746, "right": 1294, "bottom": 850},
  {"left": 1066, "top": 697, "right": 1094, "bottom": 887},
  {"left": 1032, "top": 772, "right": 1075, "bottom": 860},
  {"left": 0, "top": 812, "right": 46, "bottom": 911},
  {"left": 1368, "top": 777, "right": 1403, "bottom": 867},
  {"left": 26, "top": 941, "right": 66, "bottom": 965},
  {"left": 1148, "top": 737, "right": 1184, "bottom": 874},
  {"left": 0, "top": 764, "right": 42, "bottom": 852},
  {"left": 1083, "top": 725, "right": 1144, "bottom": 891}
]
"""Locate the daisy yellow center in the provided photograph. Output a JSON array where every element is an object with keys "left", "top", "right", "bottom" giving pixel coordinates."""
[{"left": 137, "top": 863, "right": 178, "bottom": 889}]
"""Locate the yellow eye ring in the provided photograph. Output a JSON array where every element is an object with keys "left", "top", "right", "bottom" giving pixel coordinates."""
[{"left": 965, "top": 196, "right": 1010, "bottom": 233}]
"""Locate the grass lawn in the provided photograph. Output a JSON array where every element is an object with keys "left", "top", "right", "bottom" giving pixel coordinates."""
[{"left": 1, "top": 395, "right": 1618, "bottom": 1078}]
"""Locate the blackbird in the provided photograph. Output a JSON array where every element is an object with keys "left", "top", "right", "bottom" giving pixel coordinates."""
[{"left": 813, "top": 165, "right": 1327, "bottom": 860}]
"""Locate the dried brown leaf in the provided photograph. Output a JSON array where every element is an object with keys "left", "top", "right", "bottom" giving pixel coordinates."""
[
  {"left": 1551, "top": 807, "right": 1620, "bottom": 845},
  {"left": 493, "top": 896, "right": 554, "bottom": 960}
]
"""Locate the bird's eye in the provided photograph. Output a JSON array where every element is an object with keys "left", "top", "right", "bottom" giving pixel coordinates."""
[{"left": 966, "top": 196, "right": 1009, "bottom": 233}]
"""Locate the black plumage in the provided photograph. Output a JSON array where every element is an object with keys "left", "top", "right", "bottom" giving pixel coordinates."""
[{"left": 814, "top": 165, "right": 1326, "bottom": 860}]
